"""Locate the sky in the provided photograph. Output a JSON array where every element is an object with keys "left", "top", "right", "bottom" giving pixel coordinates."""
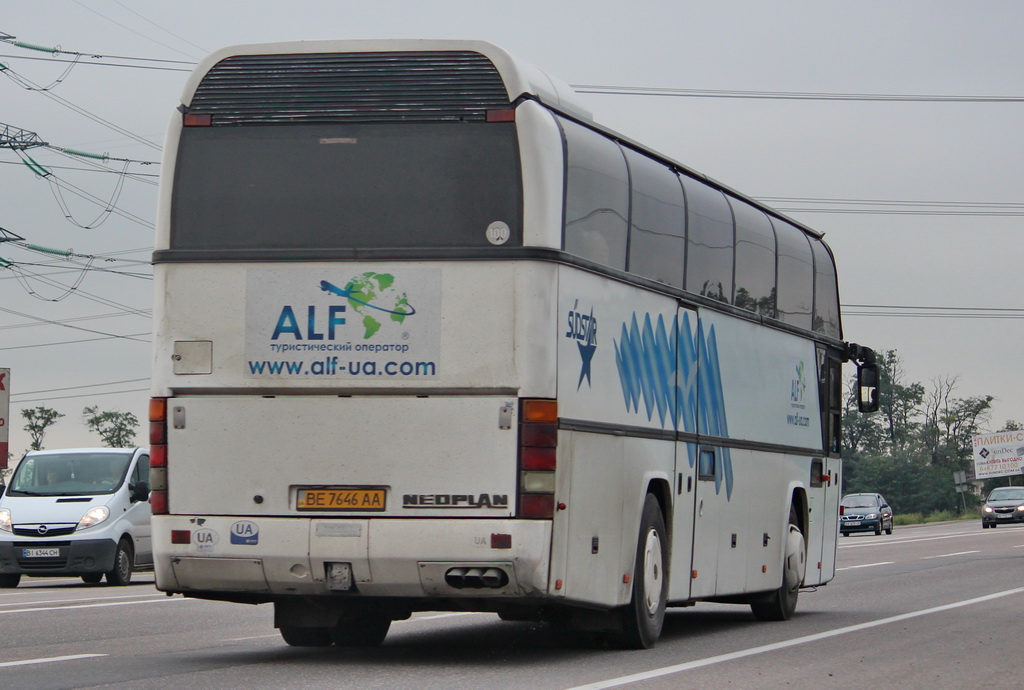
[{"left": 1, "top": 1, "right": 1022, "bottom": 459}]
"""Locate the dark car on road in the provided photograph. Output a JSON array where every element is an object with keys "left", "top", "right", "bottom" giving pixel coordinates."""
[
  {"left": 981, "top": 487, "right": 1024, "bottom": 528},
  {"left": 840, "top": 493, "right": 893, "bottom": 536}
]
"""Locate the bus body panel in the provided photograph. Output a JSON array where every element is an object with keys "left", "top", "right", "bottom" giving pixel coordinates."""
[
  {"left": 162, "top": 395, "right": 520, "bottom": 518},
  {"left": 153, "top": 261, "right": 557, "bottom": 396},
  {"left": 153, "top": 515, "right": 553, "bottom": 598}
]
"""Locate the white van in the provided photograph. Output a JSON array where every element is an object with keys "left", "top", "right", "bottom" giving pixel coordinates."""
[{"left": 0, "top": 448, "right": 151, "bottom": 587}]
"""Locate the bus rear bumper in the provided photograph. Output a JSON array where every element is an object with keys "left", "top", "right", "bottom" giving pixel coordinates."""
[{"left": 152, "top": 516, "right": 553, "bottom": 599}]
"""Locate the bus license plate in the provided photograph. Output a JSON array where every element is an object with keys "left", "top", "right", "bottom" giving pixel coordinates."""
[
  {"left": 23, "top": 547, "right": 60, "bottom": 558},
  {"left": 296, "top": 487, "right": 386, "bottom": 511}
]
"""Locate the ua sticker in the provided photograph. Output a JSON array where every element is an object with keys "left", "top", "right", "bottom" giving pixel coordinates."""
[{"left": 230, "top": 521, "right": 259, "bottom": 545}]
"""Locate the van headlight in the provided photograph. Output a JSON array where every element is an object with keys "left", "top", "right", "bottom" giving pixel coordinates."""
[
  {"left": 0, "top": 508, "right": 11, "bottom": 532},
  {"left": 77, "top": 506, "right": 110, "bottom": 530}
]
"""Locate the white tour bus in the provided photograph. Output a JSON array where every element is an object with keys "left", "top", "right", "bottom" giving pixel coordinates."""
[{"left": 149, "top": 40, "right": 879, "bottom": 649}]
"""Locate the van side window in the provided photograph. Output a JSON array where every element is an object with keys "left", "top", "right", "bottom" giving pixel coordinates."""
[{"left": 132, "top": 455, "right": 151, "bottom": 485}]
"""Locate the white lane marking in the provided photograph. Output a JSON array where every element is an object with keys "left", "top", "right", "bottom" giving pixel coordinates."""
[
  {"left": 406, "top": 612, "right": 488, "bottom": 622},
  {"left": 921, "top": 551, "right": 980, "bottom": 559},
  {"left": 565, "top": 586, "right": 1024, "bottom": 690},
  {"left": 0, "top": 597, "right": 187, "bottom": 615},
  {"left": 835, "top": 561, "right": 893, "bottom": 571},
  {"left": 839, "top": 532, "right": 980, "bottom": 549},
  {"left": 0, "top": 593, "right": 169, "bottom": 609},
  {"left": 0, "top": 654, "right": 106, "bottom": 668}
]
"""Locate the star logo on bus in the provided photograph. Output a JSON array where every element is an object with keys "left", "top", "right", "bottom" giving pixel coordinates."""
[
  {"left": 577, "top": 335, "right": 597, "bottom": 390},
  {"left": 566, "top": 301, "right": 598, "bottom": 390}
]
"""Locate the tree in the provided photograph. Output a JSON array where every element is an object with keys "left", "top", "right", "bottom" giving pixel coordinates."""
[
  {"left": 21, "top": 406, "right": 64, "bottom": 451},
  {"left": 841, "top": 350, "right": 993, "bottom": 516},
  {"left": 82, "top": 406, "right": 139, "bottom": 448}
]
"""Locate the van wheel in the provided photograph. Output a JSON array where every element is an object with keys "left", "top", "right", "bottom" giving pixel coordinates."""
[
  {"left": 82, "top": 573, "right": 104, "bottom": 584},
  {"left": 280, "top": 626, "right": 333, "bottom": 647},
  {"left": 0, "top": 573, "right": 21, "bottom": 588},
  {"left": 751, "top": 507, "right": 805, "bottom": 621},
  {"left": 614, "top": 494, "right": 668, "bottom": 649},
  {"left": 106, "top": 539, "right": 134, "bottom": 586}
]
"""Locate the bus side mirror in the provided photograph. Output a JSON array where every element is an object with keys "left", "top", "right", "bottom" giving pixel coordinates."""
[{"left": 857, "top": 363, "right": 880, "bottom": 413}]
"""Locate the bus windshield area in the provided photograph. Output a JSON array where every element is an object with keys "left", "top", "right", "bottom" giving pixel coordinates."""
[
  {"left": 8, "top": 452, "right": 132, "bottom": 497},
  {"left": 171, "top": 123, "right": 522, "bottom": 252}
]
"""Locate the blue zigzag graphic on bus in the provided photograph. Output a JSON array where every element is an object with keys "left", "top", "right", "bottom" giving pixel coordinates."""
[
  {"left": 613, "top": 311, "right": 733, "bottom": 499},
  {"left": 320, "top": 274, "right": 416, "bottom": 339}
]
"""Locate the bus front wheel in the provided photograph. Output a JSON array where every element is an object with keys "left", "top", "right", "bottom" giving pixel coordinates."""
[{"left": 615, "top": 494, "right": 668, "bottom": 649}]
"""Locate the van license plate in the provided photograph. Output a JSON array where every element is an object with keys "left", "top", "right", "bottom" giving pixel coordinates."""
[
  {"left": 22, "top": 548, "right": 60, "bottom": 558},
  {"left": 296, "top": 487, "right": 386, "bottom": 511}
]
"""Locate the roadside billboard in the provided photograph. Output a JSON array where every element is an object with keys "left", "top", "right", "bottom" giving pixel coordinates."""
[
  {"left": 0, "top": 368, "right": 8, "bottom": 469},
  {"left": 972, "top": 431, "right": 1024, "bottom": 480}
]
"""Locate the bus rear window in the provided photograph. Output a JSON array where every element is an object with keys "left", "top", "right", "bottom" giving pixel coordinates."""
[{"left": 171, "top": 123, "right": 522, "bottom": 251}]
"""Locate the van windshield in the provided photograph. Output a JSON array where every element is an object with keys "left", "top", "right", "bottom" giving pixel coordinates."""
[{"left": 8, "top": 452, "right": 132, "bottom": 497}]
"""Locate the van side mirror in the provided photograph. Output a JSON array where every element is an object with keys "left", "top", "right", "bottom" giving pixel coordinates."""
[
  {"left": 857, "top": 362, "right": 880, "bottom": 413},
  {"left": 131, "top": 480, "right": 151, "bottom": 503}
]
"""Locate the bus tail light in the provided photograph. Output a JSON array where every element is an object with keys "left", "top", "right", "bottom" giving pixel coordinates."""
[
  {"left": 182, "top": 112, "right": 212, "bottom": 127},
  {"left": 518, "top": 399, "right": 557, "bottom": 518},
  {"left": 486, "top": 108, "right": 516, "bottom": 123},
  {"left": 149, "top": 397, "right": 169, "bottom": 515}
]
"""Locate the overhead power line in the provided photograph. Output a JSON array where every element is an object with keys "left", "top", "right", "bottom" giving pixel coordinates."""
[
  {"left": 12, "top": 387, "right": 148, "bottom": 404},
  {"left": 573, "top": 85, "right": 1024, "bottom": 103},
  {"left": 842, "top": 304, "right": 1024, "bottom": 320},
  {"left": 0, "top": 29, "right": 196, "bottom": 66},
  {"left": 760, "top": 196, "right": 1024, "bottom": 217}
]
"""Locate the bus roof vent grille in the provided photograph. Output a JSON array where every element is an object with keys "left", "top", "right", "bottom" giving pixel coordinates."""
[{"left": 188, "top": 51, "right": 511, "bottom": 125}]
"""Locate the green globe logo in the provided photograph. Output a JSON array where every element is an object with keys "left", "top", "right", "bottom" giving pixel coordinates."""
[{"left": 319, "top": 273, "right": 415, "bottom": 339}]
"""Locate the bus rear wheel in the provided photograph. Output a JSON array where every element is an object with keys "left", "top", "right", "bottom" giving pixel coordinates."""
[
  {"left": 751, "top": 509, "right": 805, "bottom": 621},
  {"left": 615, "top": 494, "right": 668, "bottom": 649},
  {"left": 331, "top": 610, "right": 391, "bottom": 647},
  {"left": 280, "top": 626, "right": 333, "bottom": 647}
]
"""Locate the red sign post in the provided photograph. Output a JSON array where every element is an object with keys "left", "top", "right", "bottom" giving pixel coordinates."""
[{"left": 0, "top": 368, "right": 9, "bottom": 469}]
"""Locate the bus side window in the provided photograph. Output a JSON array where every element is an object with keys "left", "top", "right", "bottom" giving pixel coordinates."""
[
  {"left": 772, "top": 218, "right": 814, "bottom": 331},
  {"left": 680, "top": 176, "right": 734, "bottom": 303},
  {"left": 698, "top": 448, "right": 716, "bottom": 480},
  {"left": 622, "top": 147, "right": 686, "bottom": 288},
  {"left": 559, "top": 117, "right": 628, "bottom": 270},
  {"left": 810, "top": 239, "right": 840, "bottom": 338},
  {"left": 729, "top": 197, "right": 777, "bottom": 318}
]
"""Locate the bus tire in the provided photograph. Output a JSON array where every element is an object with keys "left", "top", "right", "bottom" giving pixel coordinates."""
[
  {"left": 105, "top": 539, "right": 134, "bottom": 586},
  {"left": 0, "top": 573, "right": 21, "bottom": 588},
  {"left": 615, "top": 493, "right": 668, "bottom": 649},
  {"left": 280, "top": 626, "right": 333, "bottom": 647},
  {"left": 751, "top": 508, "right": 805, "bottom": 622},
  {"left": 331, "top": 610, "right": 391, "bottom": 647}
]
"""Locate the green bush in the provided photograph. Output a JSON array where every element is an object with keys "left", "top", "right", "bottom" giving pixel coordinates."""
[{"left": 893, "top": 510, "right": 976, "bottom": 526}]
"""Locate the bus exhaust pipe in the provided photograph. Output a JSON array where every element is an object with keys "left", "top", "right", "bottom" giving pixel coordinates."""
[{"left": 445, "top": 567, "right": 509, "bottom": 589}]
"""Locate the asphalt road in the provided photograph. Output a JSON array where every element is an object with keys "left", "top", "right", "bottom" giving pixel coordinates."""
[{"left": 1, "top": 520, "right": 1020, "bottom": 689}]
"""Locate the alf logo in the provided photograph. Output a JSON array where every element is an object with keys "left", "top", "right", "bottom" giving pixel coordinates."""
[
  {"left": 791, "top": 361, "right": 807, "bottom": 404},
  {"left": 270, "top": 272, "right": 416, "bottom": 342}
]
